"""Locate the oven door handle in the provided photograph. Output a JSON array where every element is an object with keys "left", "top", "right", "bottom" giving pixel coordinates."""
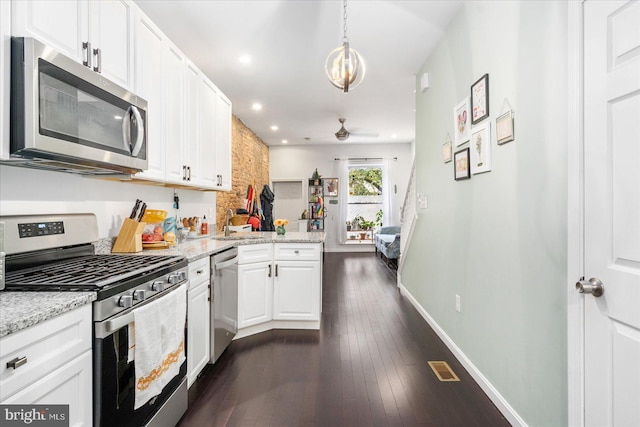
[{"left": 95, "top": 283, "right": 185, "bottom": 339}]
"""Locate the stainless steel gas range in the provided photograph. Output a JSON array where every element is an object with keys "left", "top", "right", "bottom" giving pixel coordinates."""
[{"left": 0, "top": 213, "right": 189, "bottom": 427}]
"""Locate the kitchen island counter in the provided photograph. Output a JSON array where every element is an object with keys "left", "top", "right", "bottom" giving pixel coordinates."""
[{"left": 97, "top": 231, "right": 325, "bottom": 262}]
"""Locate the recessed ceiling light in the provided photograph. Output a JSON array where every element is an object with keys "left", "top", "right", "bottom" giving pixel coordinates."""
[
  {"left": 281, "top": 139, "right": 288, "bottom": 144},
  {"left": 391, "top": 134, "right": 398, "bottom": 139},
  {"left": 251, "top": 103, "right": 262, "bottom": 111},
  {"left": 271, "top": 125, "right": 279, "bottom": 131},
  {"left": 114, "top": 115, "right": 122, "bottom": 120},
  {"left": 238, "top": 54, "right": 252, "bottom": 64}
]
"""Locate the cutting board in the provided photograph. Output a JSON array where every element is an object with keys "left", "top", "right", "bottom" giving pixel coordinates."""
[{"left": 142, "top": 241, "right": 175, "bottom": 250}]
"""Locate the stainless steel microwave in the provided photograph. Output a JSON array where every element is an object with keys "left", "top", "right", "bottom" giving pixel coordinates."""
[{"left": 7, "top": 37, "right": 148, "bottom": 175}]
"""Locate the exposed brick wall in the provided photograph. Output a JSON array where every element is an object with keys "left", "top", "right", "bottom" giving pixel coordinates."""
[{"left": 216, "top": 115, "right": 270, "bottom": 232}]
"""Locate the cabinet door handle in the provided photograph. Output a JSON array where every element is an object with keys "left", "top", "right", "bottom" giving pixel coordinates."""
[
  {"left": 268, "top": 264, "right": 272, "bottom": 277},
  {"left": 275, "top": 264, "right": 278, "bottom": 277},
  {"left": 7, "top": 356, "right": 28, "bottom": 370},
  {"left": 182, "top": 165, "right": 187, "bottom": 180},
  {"left": 196, "top": 269, "right": 204, "bottom": 275},
  {"left": 187, "top": 166, "right": 191, "bottom": 181},
  {"left": 294, "top": 250, "right": 299, "bottom": 254},
  {"left": 82, "top": 41, "right": 92, "bottom": 68},
  {"left": 93, "top": 47, "right": 102, "bottom": 73}
]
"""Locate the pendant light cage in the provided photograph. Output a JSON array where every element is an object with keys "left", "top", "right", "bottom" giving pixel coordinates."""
[{"left": 325, "top": 0, "right": 365, "bottom": 93}]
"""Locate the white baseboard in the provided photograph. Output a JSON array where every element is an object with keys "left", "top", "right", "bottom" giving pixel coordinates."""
[{"left": 398, "top": 282, "right": 527, "bottom": 427}]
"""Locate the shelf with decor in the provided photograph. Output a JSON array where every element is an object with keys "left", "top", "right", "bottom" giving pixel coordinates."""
[
  {"left": 307, "top": 178, "right": 325, "bottom": 231},
  {"left": 345, "top": 229, "right": 374, "bottom": 244}
]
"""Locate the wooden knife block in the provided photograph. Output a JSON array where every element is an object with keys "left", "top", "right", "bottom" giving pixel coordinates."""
[{"left": 112, "top": 218, "right": 146, "bottom": 253}]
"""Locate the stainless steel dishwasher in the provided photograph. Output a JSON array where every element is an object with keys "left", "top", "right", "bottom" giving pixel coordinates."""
[{"left": 210, "top": 247, "right": 239, "bottom": 363}]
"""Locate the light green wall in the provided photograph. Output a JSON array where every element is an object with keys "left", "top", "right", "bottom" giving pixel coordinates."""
[{"left": 403, "top": 2, "right": 568, "bottom": 426}]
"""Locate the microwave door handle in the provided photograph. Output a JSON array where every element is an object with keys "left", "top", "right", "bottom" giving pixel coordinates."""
[
  {"left": 122, "top": 106, "right": 132, "bottom": 153},
  {"left": 130, "top": 106, "right": 144, "bottom": 157}
]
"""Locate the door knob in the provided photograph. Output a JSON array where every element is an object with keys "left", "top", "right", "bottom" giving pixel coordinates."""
[{"left": 576, "top": 277, "right": 604, "bottom": 297}]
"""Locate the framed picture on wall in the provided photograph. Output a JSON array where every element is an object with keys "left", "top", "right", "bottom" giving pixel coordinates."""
[
  {"left": 325, "top": 178, "right": 338, "bottom": 197},
  {"left": 496, "top": 110, "right": 515, "bottom": 144},
  {"left": 470, "top": 123, "right": 492, "bottom": 175},
  {"left": 443, "top": 136, "right": 453, "bottom": 163},
  {"left": 454, "top": 147, "right": 471, "bottom": 180},
  {"left": 471, "top": 73, "right": 489, "bottom": 124},
  {"left": 453, "top": 98, "right": 470, "bottom": 146}
]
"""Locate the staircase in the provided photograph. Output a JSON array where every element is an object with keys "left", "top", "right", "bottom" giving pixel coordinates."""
[{"left": 398, "top": 160, "right": 417, "bottom": 282}]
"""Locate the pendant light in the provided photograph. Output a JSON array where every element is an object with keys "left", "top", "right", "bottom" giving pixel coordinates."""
[{"left": 325, "top": 0, "right": 365, "bottom": 93}]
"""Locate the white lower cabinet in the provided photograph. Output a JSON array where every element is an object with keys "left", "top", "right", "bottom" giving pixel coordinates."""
[
  {"left": 187, "top": 257, "right": 210, "bottom": 388},
  {"left": 0, "top": 304, "right": 92, "bottom": 426},
  {"left": 273, "top": 260, "right": 320, "bottom": 321},
  {"left": 237, "top": 261, "right": 273, "bottom": 328},
  {"left": 237, "top": 243, "right": 322, "bottom": 337}
]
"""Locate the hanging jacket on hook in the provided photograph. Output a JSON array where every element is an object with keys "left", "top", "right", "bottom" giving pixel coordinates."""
[{"left": 260, "top": 184, "right": 275, "bottom": 231}]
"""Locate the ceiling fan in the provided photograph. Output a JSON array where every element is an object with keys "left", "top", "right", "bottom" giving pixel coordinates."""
[{"left": 334, "top": 118, "right": 379, "bottom": 141}]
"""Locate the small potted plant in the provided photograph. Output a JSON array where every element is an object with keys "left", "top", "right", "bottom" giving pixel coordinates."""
[
  {"left": 352, "top": 215, "right": 364, "bottom": 231},
  {"left": 311, "top": 168, "right": 321, "bottom": 186},
  {"left": 274, "top": 218, "right": 289, "bottom": 235}
]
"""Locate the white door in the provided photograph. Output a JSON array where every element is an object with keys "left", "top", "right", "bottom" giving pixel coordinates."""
[
  {"left": 272, "top": 181, "right": 304, "bottom": 232},
  {"left": 582, "top": 1, "right": 640, "bottom": 426}
]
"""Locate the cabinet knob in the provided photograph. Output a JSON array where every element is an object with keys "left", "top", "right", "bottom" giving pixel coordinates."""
[{"left": 6, "top": 356, "right": 28, "bottom": 370}]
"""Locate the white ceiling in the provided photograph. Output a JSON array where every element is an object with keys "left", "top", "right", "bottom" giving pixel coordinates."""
[{"left": 134, "top": 0, "right": 462, "bottom": 146}]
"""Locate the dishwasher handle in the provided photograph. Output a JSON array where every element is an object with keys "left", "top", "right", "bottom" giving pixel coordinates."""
[{"left": 215, "top": 255, "right": 239, "bottom": 270}]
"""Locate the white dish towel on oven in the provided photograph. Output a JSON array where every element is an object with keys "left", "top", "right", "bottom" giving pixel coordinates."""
[{"left": 133, "top": 284, "right": 187, "bottom": 409}]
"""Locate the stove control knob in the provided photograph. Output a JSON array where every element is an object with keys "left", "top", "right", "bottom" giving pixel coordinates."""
[
  {"left": 118, "top": 295, "right": 133, "bottom": 308},
  {"left": 168, "top": 274, "right": 180, "bottom": 285},
  {"left": 151, "top": 281, "right": 164, "bottom": 292},
  {"left": 133, "top": 289, "right": 146, "bottom": 301},
  {"left": 179, "top": 271, "right": 188, "bottom": 281}
]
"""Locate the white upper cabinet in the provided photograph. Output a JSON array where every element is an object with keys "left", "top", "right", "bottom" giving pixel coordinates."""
[
  {"left": 12, "top": 0, "right": 134, "bottom": 90},
  {"left": 12, "top": 0, "right": 87, "bottom": 62},
  {"left": 183, "top": 61, "right": 202, "bottom": 185},
  {"left": 163, "top": 42, "right": 186, "bottom": 185},
  {"left": 133, "top": 10, "right": 165, "bottom": 182},
  {"left": 87, "top": 0, "right": 134, "bottom": 89},
  {"left": 216, "top": 92, "right": 232, "bottom": 191},
  {"left": 199, "top": 77, "right": 219, "bottom": 189}
]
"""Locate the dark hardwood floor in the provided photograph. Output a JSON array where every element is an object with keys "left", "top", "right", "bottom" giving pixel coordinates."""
[{"left": 179, "top": 253, "right": 510, "bottom": 427}]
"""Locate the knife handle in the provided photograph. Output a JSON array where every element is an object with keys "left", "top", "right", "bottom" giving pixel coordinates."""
[{"left": 137, "top": 203, "right": 147, "bottom": 222}]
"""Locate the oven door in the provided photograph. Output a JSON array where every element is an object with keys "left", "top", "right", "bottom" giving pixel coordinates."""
[{"left": 93, "top": 286, "right": 187, "bottom": 427}]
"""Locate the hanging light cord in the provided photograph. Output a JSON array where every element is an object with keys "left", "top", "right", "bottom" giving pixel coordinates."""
[{"left": 343, "top": 0, "right": 348, "bottom": 42}]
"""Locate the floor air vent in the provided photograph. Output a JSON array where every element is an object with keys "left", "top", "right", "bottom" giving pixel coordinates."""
[{"left": 428, "top": 361, "right": 460, "bottom": 382}]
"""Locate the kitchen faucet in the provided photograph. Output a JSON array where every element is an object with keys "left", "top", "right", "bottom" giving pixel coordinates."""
[{"left": 224, "top": 209, "right": 234, "bottom": 236}]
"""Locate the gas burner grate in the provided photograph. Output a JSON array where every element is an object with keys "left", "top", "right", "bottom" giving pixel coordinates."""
[{"left": 5, "top": 254, "right": 185, "bottom": 289}]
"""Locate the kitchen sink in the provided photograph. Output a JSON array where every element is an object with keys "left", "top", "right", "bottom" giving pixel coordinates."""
[{"left": 211, "top": 232, "right": 265, "bottom": 241}]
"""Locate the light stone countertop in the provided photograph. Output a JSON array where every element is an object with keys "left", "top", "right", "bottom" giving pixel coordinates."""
[
  {"left": 97, "top": 231, "right": 326, "bottom": 261},
  {"left": 0, "top": 292, "right": 96, "bottom": 338},
  {"left": 1, "top": 232, "right": 324, "bottom": 337}
]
